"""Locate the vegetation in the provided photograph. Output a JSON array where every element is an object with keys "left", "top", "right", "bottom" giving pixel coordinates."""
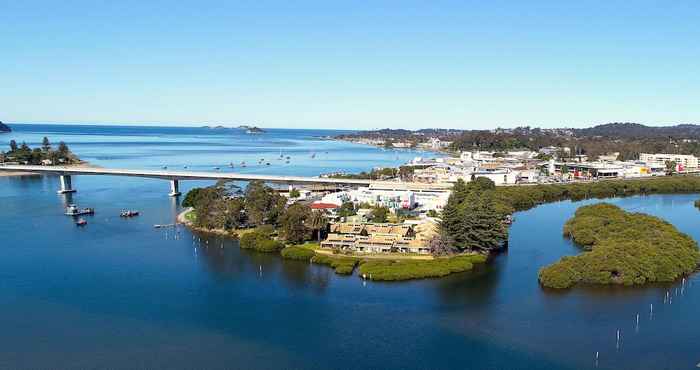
[
  {"left": 289, "top": 188, "right": 300, "bottom": 198},
  {"left": 0, "top": 121, "right": 10, "bottom": 133},
  {"left": 368, "top": 206, "right": 390, "bottom": 223},
  {"left": 330, "top": 166, "right": 415, "bottom": 181},
  {"left": 239, "top": 229, "right": 285, "bottom": 253},
  {"left": 280, "top": 246, "right": 316, "bottom": 261},
  {"left": 311, "top": 254, "right": 359, "bottom": 274},
  {"left": 695, "top": 199, "right": 700, "bottom": 210},
  {"left": 538, "top": 203, "right": 700, "bottom": 289},
  {"left": 338, "top": 123, "right": 700, "bottom": 160},
  {"left": 439, "top": 178, "right": 508, "bottom": 253},
  {"left": 358, "top": 254, "right": 487, "bottom": 281},
  {"left": 1, "top": 137, "right": 78, "bottom": 165},
  {"left": 492, "top": 176, "right": 700, "bottom": 214},
  {"left": 278, "top": 203, "right": 311, "bottom": 244}
]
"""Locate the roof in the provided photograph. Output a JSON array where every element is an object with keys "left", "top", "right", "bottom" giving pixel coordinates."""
[{"left": 311, "top": 202, "right": 339, "bottom": 210}]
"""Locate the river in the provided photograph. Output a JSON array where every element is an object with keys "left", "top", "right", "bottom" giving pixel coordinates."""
[{"left": 0, "top": 124, "right": 698, "bottom": 369}]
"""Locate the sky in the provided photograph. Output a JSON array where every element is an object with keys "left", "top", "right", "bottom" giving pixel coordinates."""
[{"left": 1, "top": 0, "right": 699, "bottom": 130}]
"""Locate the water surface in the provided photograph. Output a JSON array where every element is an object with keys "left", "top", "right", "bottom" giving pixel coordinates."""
[{"left": 1, "top": 125, "right": 698, "bottom": 369}]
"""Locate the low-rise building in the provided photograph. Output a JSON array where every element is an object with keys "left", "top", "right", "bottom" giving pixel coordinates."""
[
  {"left": 320, "top": 222, "right": 432, "bottom": 254},
  {"left": 639, "top": 153, "right": 699, "bottom": 170}
]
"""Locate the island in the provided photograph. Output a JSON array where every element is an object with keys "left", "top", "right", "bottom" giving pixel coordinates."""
[
  {"left": 0, "top": 121, "right": 10, "bottom": 133},
  {"left": 0, "top": 137, "right": 81, "bottom": 165},
  {"left": 237, "top": 125, "right": 266, "bottom": 134},
  {"left": 538, "top": 203, "right": 700, "bottom": 288}
]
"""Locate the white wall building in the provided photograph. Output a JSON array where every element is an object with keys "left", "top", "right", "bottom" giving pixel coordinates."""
[{"left": 639, "top": 153, "right": 699, "bottom": 170}]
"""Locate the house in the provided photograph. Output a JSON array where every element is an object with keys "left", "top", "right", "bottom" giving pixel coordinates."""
[{"left": 320, "top": 222, "right": 431, "bottom": 254}]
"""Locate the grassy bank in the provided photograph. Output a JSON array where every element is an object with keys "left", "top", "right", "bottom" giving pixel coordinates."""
[
  {"left": 358, "top": 254, "right": 487, "bottom": 281},
  {"left": 538, "top": 203, "right": 700, "bottom": 289},
  {"left": 310, "top": 254, "right": 360, "bottom": 274}
]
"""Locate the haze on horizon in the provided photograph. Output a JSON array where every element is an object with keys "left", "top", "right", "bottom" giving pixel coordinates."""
[{"left": 2, "top": 1, "right": 699, "bottom": 130}]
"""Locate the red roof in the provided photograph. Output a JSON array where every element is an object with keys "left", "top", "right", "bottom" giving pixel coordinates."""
[{"left": 311, "top": 203, "right": 339, "bottom": 210}]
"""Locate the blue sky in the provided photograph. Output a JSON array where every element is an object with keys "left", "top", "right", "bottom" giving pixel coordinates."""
[{"left": 2, "top": 1, "right": 699, "bottom": 129}]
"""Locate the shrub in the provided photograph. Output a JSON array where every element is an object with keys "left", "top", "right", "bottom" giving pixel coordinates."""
[
  {"left": 281, "top": 246, "right": 316, "bottom": 261},
  {"left": 539, "top": 203, "right": 700, "bottom": 288},
  {"left": 311, "top": 254, "right": 359, "bottom": 274},
  {"left": 239, "top": 230, "right": 284, "bottom": 253},
  {"left": 358, "top": 254, "right": 487, "bottom": 281}
]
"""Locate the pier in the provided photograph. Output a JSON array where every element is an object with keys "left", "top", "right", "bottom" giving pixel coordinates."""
[{"left": 0, "top": 165, "right": 451, "bottom": 196}]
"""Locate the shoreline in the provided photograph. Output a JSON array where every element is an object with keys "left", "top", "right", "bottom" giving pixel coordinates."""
[{"left": 176, "top": 208, "right": 489, "bottom": 281}]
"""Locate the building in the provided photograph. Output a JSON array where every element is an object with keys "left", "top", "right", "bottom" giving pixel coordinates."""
[
  {"left": 639, "top": 153, "right": 699, "bottom": 170},
  {"left": 320, "top": 222, "right": 432, "bottom": 254}
]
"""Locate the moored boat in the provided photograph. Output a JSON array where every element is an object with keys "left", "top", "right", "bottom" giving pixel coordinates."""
[{"left": 65, "top": 204, "right": 95, "bottom": 216}]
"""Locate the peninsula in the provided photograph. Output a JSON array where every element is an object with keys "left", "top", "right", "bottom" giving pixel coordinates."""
[{"left": 0, "top": 121, "right": 10, "bottom": 133}]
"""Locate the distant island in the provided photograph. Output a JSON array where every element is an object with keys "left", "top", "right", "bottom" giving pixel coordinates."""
[
  {"left": 0, "top": 121, "right": 10, "bottom": 133},
  {"left": 199, "top": 125, "right": 266, "bottom": 134},
  {"left": 238, "top": 125, "right": 265, "bottom": 134}
]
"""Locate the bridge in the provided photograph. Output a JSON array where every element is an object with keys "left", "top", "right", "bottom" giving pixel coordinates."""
[{"left": 0, "top": 165, "right": 451, "bottom": 196}]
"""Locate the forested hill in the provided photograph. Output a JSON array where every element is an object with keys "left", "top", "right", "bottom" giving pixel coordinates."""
[
  {"left": 0, "top": 121, "right": 10, "bottom": 133},
  {"left": 573, "top": 122, "right": 700, "bottom": 139}
]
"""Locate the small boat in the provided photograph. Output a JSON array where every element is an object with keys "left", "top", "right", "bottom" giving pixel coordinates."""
[
  {"left": 229, "top": 162, "right": 234, "bottom": 168},
  {"left": 266, "top": 162, "right": 270, "bottom": 166},
  {"left": 285, "top": 160, "right": 290, "bottom": 164},
  {"left": 311, "top": 153, "right": 316, "bottom": 159},
  {"left": 120, "top": 210, "right": 140, "bottom": 218},
  {"left": 183, "top": 165, "right": 188, "bottom": 169},
  {"left": 162, "top": 166, "right": 168, "bottom": 169},
  {"left": 76, "top": 218, "right": 88, "bottom": 226},
  {"left": 65, "top": 204, "right": 95, "bottom": 216},
  {"left": 286, "top": 156, "right": 290, "bottom": 160},
  {"left": 214, "top": 167, "right": 220, "bottom": 170}
]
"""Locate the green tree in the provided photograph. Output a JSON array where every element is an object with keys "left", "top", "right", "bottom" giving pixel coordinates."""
[
  {"left": 244, "top": 181, "right": 285, "bottom": 226},
  {"left": 182, "top": 188, "right": 203, "bottom": 208},
  {"left": 289, "top": 188, "right": 300, "bottom": 198},
  {"left": 307, "top": 210, "right": 329, "bottom": 242},
  {"left": 41, "top": 137, "right": 51, "bottom": 152},
  {"left": 369, "top": 206, "right": 389, "bottom": 223},
  {"left": 338, "top": 202, "right": 356, "bottom": 218},
  {"left": 665, "top": 160, "right": 677, "bottom": 175},
  {"left": 279, "top": 203, "right": 311, "bottom": 244},
  {"left": 440, "top": 178, "right": 508, "bottom": 252},
  {"left": 9, "top": 140, "right": 17, "bottom": 153}
]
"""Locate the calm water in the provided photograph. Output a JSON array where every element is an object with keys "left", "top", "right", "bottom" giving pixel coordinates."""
[{"left": 1, "top": 125, "right": 699, "bottom": 369}]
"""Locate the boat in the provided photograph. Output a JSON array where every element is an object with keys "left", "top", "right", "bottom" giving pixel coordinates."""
[
  {"left": 120, "top": 210, "right": 140, "bottom": 218},
  {"left": 266, "top": 162, "right": 270, "bottom": 166},
  {"left": 76, "top": 218, "right": 88, "bottom": 226},
  {"left": 214, "top": 167, "right": 220, "bottom": 170},
  {"left": 65, "top": 204, "right": 95, "bottom": 216}
]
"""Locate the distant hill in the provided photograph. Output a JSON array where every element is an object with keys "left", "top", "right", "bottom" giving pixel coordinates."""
[
  {"left": 0, "top": 121, "right": 10, "bottom": 133},
  {"left": 573, "top": 122, "right": 700, "bottom": 139}
]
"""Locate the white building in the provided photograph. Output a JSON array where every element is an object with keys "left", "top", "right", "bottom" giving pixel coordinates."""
[
  {"left": 472, "top": 168, "right": 518, "bottom": 185},
  {"left": 639, "top": 153, "right": 698, "bottom": 170}
]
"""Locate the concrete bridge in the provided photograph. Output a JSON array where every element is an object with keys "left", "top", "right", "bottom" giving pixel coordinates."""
[{"left": 0, "top": 165, "right": 451, "bottom": 196}]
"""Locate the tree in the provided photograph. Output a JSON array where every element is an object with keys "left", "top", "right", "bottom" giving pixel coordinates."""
[
  {"left": 182, "top": 187, "right": 204, "bottom": 208},
  {"left": 665, "top": 160, "right": 677, "bottom": 175},
  {"left": 244, "top": 180, "right": 285, "bottom": 226},
  {"left": 369, "top": 206, "right": 389, "bottom": 223},
  {"left": 41, "top": 137, "right": 51, "bottom": 152},
  {"left": 440, "top": 178, "right": 508, "bottom": 253},
  {"left": 338, "top": 202, "right": 356, "bottom": 218},
  {"left": 9, "top": 140, "right": 17, "bottom": 153},
  {"left": 307, "top": 210, "right": 329, "bottom": 242},
  {"left": 57, "top": 141, "right": 70, "bottom": 159},
  {"left": 30, "top": 148, "right": 43, "bottom": 165},
  {"left": 279, "top": 203, "right": 311, "bottom": 244},
  {"left": 289, "top": 188, "right": 300, "bottom": 198}
]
